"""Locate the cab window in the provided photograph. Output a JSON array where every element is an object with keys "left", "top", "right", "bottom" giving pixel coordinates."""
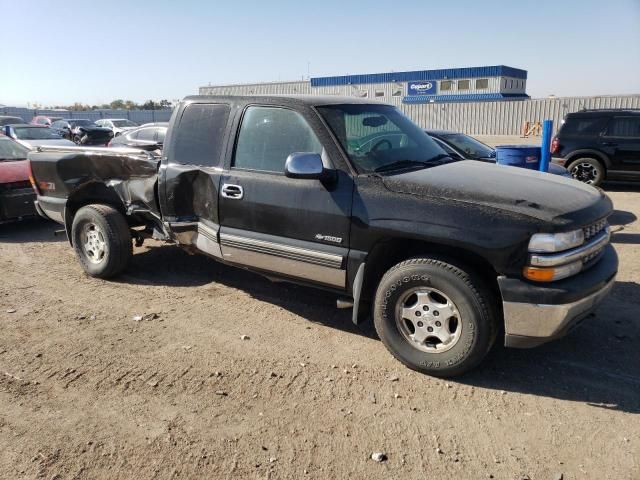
[{"left": 233, "top": 106, "right": 322, "bottom": 173}]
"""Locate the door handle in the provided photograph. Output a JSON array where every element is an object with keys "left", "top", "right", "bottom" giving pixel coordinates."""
[
  {"left": 601, "top": 142, "right": 617, "bottom": 146},
  {"left": 221, "top": 183, "right": 244, "bottom": 199}
]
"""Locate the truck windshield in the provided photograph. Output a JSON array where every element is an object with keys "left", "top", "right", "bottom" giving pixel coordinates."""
[{"left": 317, "top": 104, "right": 450, "bottom": 173}]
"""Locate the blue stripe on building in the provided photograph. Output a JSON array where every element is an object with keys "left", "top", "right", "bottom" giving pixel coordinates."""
[
  {"left": 402, "top": 93, "right": 530, "bottom": 104},
  {"left": 310, "top": 65, "right": 527, "bottom": 87}
]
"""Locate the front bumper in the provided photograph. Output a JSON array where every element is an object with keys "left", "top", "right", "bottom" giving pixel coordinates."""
[{"left": 499, "top": 245, "right": 618, "bottom": 348}]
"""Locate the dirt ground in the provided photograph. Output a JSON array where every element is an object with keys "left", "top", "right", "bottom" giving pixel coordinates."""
[{"left": 1, "top": 184, "right": 638, "bottom": 480}]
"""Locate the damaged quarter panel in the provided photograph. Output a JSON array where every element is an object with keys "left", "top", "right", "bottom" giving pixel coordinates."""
[{"left": 29, "top": 148, "right": 160, "bottom": 225}]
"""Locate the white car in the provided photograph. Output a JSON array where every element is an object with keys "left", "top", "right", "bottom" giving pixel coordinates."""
[{"left": 95, "top": 118, "right": 138, "bottom": 136}]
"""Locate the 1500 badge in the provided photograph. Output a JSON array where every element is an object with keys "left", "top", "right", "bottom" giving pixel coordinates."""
[{"left": 315, "top": 234, "right": 343, "bottom": 244}]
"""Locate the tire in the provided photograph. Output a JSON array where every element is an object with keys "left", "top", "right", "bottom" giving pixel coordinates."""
[
  {"left": 73, "top": 135, "right": 83, "bottom": 145},
  {"left": 566, "top": 157, "right": 605, "bottom": 186},
  {"left": 71, "top": 204, "right": 132, "bottom": 278},
  {"left": 373, "top": 257, "right": 498, "bottom": 377}
]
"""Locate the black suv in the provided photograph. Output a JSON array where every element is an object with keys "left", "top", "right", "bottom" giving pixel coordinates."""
[{"left": 552, "top": 109, "right": 640, "bottom": 186}]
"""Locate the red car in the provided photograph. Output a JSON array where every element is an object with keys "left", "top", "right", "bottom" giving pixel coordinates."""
[
  {"left": 30, "top": 115, "right": 63, "bottom": 127},
  {"left": 0, "top": 135, "right": 37, "bottom": 222}
]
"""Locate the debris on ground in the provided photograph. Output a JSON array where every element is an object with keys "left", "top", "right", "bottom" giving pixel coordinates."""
[
  {"left": 371, "top": 452, "right": 387, "bottom": 462},
  {"left": 240, "top": 335, "right": 250, "bottom": 340}
]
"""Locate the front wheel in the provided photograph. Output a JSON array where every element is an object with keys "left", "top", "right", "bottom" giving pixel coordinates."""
[
  {"left": 72, "top": 135, "right": 83, "bottom": 145},
  {"left": 373, "top": 257, "right": 498, "bottom": 377},
  {"left": 71, "top": 204, "right": 132, "bottom": 278}
]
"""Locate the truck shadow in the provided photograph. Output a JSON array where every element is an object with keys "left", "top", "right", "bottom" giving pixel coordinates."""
[
  {"left": 0, "top": 218, "right": 65, "bottom": 243},
  {"left": 124, "top": 245, "right": 639, "bottom": 413},
  {"left": 608, "top": 209, "right": 637, "bottom": 227},
  {"left": 461, "top": 281, "right": 640, "bottom": 414},
  {"left": 121, "top": 244, "right": 374, "bottom": 339}
]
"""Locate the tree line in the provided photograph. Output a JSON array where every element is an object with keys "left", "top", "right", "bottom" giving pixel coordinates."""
[{"left": 47, "top": 99, "right": 173, "bottom": 111}]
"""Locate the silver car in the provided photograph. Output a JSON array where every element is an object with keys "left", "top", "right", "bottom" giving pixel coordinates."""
[{"left": 3, "top": 124, "right": 76, "bottom": 149}]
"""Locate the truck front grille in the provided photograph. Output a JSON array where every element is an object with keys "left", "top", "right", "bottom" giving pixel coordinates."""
[{"left": 583, "top": 219, "right": 608, "bottom": 242}]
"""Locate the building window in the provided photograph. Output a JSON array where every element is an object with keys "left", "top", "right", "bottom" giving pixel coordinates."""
[
  {"left": 356, "top": 90, "right": 368, "bottom": 98},
  {"left": 503, "top": 79, "right": 507, "bottom": 89},
  {"left": 440, "top": 80, "right": 453, "bottom": 91},
  {"left": 392, "top": 87, "right": 402, "bottom": 97},
  {"left": 509, "top": 79, "right": 513, "bottom": 89},
  {"left": 375, "top": 90, "right": 385, "bottom": 97},
  {"left": 457, "top": 80, "right": 470, "bottom": 91},
  {"left": 475, "top": 78, "right": 489, "bottom": 89}
]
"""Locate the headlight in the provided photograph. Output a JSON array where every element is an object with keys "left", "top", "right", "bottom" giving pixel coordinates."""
[{"left": 528, "top": 229, "right": 584, "bottom": 253}]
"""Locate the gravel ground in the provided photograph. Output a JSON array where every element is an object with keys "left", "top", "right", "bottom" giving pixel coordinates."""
[{"left": 0, "top": 184, "right": 638, "bottom": 480}]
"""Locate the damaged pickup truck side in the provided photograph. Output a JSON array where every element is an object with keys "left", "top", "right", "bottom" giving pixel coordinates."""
[{"left": 29, "top": 95, "right": 618, "bottom": 377}]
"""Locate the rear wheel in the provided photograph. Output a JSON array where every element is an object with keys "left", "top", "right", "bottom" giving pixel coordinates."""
[
  {"left": 373, "top": 257, "right": 498, "bottom": 377},
  {"left": 567, "top": 157, "right": 605, "bottom": 186},
  {"left": 73, "top": 135, "right": 83, "bottom": 145},
  {"left": 71, "top": 204, "right": 132, "bottom": 278}
]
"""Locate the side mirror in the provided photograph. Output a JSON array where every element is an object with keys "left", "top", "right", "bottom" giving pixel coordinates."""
[{"left": 285, "top": 152, "right": 328, "bottom": 180}]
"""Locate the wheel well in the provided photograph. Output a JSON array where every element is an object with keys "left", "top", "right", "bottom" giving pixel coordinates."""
[
  {"left": 566, "top": 152, "right": 607, "bottom": 171},
  {"left": 64, "top": 182, "right": 126, "bottom": 243},
  {"left": 360, "top": 238, "right": 500, "bottom": 309}
]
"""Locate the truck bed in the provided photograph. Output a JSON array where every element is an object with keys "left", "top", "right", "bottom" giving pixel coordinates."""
[{"left": 28, "top": 146, "right": 161, "bottom": 224}]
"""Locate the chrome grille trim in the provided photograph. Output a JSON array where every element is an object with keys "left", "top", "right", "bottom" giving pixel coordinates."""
[{"left": 529, "top": 229, "right": 611, "bottom": 267}]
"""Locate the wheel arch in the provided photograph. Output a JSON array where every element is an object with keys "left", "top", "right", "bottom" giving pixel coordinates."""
[
  {"left": 354, "top": 237, "right": 501, "bottom": 324},
  {"left": 64, "top": 182, "right": 127, "bottom": 244},
  {"left": 565, "top": 149, "right": 611, "bottom": 169}
]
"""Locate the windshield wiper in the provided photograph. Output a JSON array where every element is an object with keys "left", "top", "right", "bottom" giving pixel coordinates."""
[
  {"left": 374, "top": 159, "right": 430, "bottom": 173},
  {"left": 426, "top": 153, "right": 455, "bottom": 163}
]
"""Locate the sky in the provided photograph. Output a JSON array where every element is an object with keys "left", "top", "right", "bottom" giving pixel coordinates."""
[{"left": 1, "top": 0, "right": 639, "bottom": 106}]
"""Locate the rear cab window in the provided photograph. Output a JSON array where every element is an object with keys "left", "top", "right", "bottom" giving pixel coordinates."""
[{"left": 171, "top": 103, "right": 231, "bottom": 167}]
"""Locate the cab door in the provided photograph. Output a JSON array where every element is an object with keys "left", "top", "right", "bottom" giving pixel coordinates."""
[
  {"left": 159, "top": 102, "right": 234, "bottom": 257},
  {"left": 218, "top": 105, "right": 354, "bottom": 289}
]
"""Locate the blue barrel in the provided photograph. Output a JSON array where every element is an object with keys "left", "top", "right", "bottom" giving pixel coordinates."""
[{"left": 495, "top": 145, "right": 541, "bottom": 170}]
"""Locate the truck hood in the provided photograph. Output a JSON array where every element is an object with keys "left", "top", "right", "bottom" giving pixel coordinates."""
[
  {"left": 0, "top": 159, "right": 30, "bottom": 184},
  {"left": 382, "top": 160, "right": 611, "bottom": 226}
]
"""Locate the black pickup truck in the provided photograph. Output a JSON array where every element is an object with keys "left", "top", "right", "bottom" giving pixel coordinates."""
[{"left": 29, "top": 95, "right": 618, "bottom": 377}]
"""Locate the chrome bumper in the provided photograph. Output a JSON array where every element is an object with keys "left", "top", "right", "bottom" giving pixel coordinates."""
[{"left": 503, "top": 275, "right": 616, "bottom": 348}]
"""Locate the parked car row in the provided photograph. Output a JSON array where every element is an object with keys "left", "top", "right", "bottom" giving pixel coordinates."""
[{"left": 0, "top": 135, "right": 36, "bottom": 222}]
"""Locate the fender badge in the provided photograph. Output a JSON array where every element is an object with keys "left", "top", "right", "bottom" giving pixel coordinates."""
[{"left": 315, "top": 234, "right": 342, "bottom": 244}]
